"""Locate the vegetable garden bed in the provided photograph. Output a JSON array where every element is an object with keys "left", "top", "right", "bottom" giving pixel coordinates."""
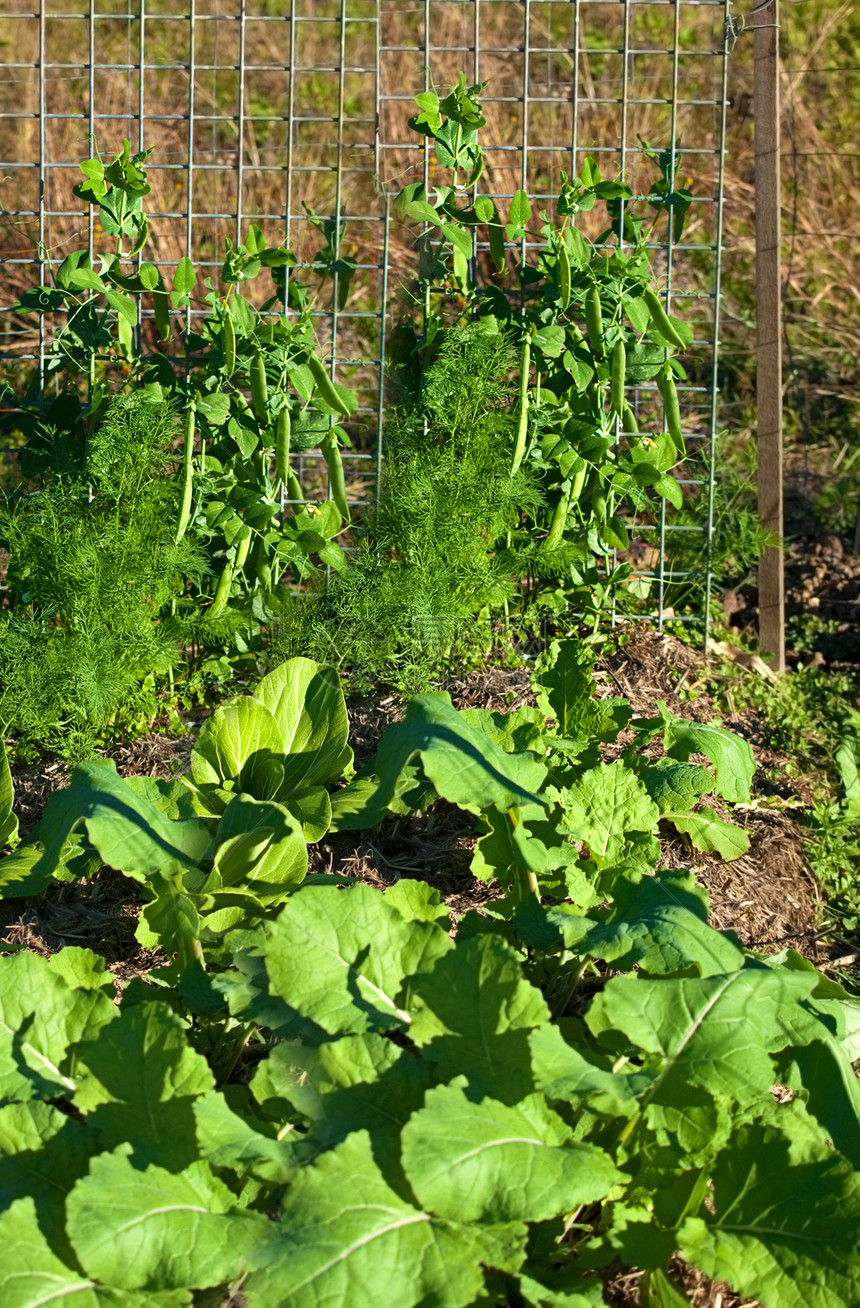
[{"left": 2, "top": 627, "right": 855, "bottom": 1308}]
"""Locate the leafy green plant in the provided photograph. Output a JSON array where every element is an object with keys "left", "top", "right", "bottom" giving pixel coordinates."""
[
  {"left": 330, "top": 639, "right": 752, "bottom": 918},
  {"left": 1, "top": 873, "right": 858, "bottom": 1306},
  {"left": 2, "top": 639, "right": 859, "bottom": 1305},
  {"left": 391, "top": 76, "right": 696, "bottom": 628},
  {"left": 0, "top": 392, "right": 205, "bottom": 755},
  {"left": 0, "top": 657, "right": 353, "bottom": 969},
  {"left": 4, "top": 139, "right": 360, "bottom": 627},
  {"left": 276, "top": 324, "right": 544, "bottom": 688}
]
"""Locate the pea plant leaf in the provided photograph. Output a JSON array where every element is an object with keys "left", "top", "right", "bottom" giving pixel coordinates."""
[
  {"left": 678, "top": 1122, "right": 860, "bottom": 1308},
  {"left": 243, "top": 1130, "right": 499, "bottom": 1308}
]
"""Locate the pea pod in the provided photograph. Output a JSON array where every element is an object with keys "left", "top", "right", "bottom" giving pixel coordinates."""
[
  {"left": 557, "top": 240, "right": 571, "bottom": 311},
  {"left": 222, "top": 312, "right": 236, "bottom": 378},
  {"left": 249, "top": 347, "right": 268, "bottom": 424},
  {"left": 642, "top": 286, "right": 687, "bottom": 350},
  {"left": 510, "top": 334, "right": 531, "bottom": 476},
  {"left": 321, "top": 432, "right": 350, "bottom": 524},
  {"left": 274, "top": 406, "right": 291, "bottom": 486},
  {"left": 657, "top": 365, "right": 684, "bottom": 453},
  {"left": 307, "top": 353, "right": 352, "bottom": 417},
  {"left": 175, "top": 401, "right": 196, "bottom": 544},
  {"left": 610, "top": 339, "right": 626, "bottom": 416},
  {"left": 208, "top": 532, "right": 252, "bottom": 619},
  {"left": 286, "top": 468, "right": 304, "bottom": 505},
  {"left": 584, "top": 285, "right": 604, "bottom": 357},
  {"left": 207, "top": 562, "right": 233, "bottom": 620},
  {"left": 541, "top": 461, "right": 586, "bottom": 554}
]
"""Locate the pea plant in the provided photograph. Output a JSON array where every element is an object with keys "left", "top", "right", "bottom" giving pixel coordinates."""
[
  {"left": 393, "top": 75, "right": 696, "bottom": 628},
  {"left": 5, "top": 139, "right": 358, "bottom": 628}
]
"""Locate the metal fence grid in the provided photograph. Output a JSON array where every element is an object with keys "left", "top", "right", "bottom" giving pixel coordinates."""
[{"left": 0, "top": 0, "right": 734, "bottom": 641}]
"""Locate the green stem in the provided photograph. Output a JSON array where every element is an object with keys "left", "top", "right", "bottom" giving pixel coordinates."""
[
  {"left": 175, "top": 400, "right": 196, "bottom": 544},
  {"left": 511, "top": 335, "right": 531, "bottom": 476}
]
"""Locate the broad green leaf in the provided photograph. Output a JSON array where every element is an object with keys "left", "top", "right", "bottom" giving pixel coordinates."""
[
  {"left": 0, "top": 1102, "right": 94, "bottom": 1256},
  {"left": 0, "top": 1197, "right": 190, "bottom": 1307},
  {"left": 401, "top": 1082, "right": 622, "bottom": 1222},
  {"left": 263, "top": 883, "right": 452, "bottom": 1036},
  {"left": 470, "top": 804, "right": 555, "bottom": 898},
  {"left": 212, "top": 793, "right": 307, "bottom": 897},
  {"left": 193, "top": 1090, "right": 294, "bottom": 1183},
  {"left": 267, "top": 1032, "right": 432, "bottom": 1170},
  {"left": 0, "top": 1196, "right": 100, "bottom": 1308},
  {"left": 123, "top": 775, "right": 201, "bottom": 822},
  {"left": 517, "top": 1269, "right": 607, "bottom": 1307},
  {"left": 640, "top": 1268, "right": 694, "bottom": 1308},
  {"left": 410, "top": 933, "right": 549, "bottom": 1102},
  {"left": 67, "top": 1146, "right": 267, "bottom": 1292},
  {"left": 243, "top": 1130, "right": 495, "bottom": 1308},
  {"left": 0, "top": 950, "right": 116, "bottom": 1103},
  {"left": 191, "top": 697, "right": 285, "bottom": 795},
  {"left": 664, "top": 807, "right": 750, "bottom": 859},
  {"left": 252, "top": 657, "right": 353, "bottom": 795},
  {"left": 679, "top": 1122, "right": 860, "bottom": 1308},
  {"left": 638, "top": 759, "right": 714, "bottom": 814},
  {"left": 46, "top": 949, "right": 115, "bottom": 996},
  {"left": 383, "top": 878, "right": 451, "bottom": 925},
  {"left": 0, "top": 739, "right": 18, "bottom": 846},
  {"left": 587, "top": 967, "right": 819, "bottom": 1110},
  {"left": 74, "top": 1001, "right": 214, "bottom": 1168},
  {"left": 0, "top": 840, "right": 57, "bottom": 898},
  {"left": 657, "top": 703, "right": 755, "bottom": 804},
  {"left": 33, "top": 761, "right": 210, "bottom": 882},
  {"left": 282, "top": 782, "right": 331, "bottom": 842},
  {"left": 134, "top": 870, "right": 201, "bottom": 967},
  {"left": 536, "top": 642, "right": 630, "bottom": 744},
  {"left": 529, "top": 1022, "right": 648, "bottom": 1105},
  {"left": 557, "top": 763, "right": 660, "bottom": 868},
  {"left": 346, "top": 692, "right": 546, "bottom": 824},
  {"left": 549, "top": 871, "right": 745, "bottom": 976},
  {"left": 327, "top": 763, "right": 433, "bottom": 832}
]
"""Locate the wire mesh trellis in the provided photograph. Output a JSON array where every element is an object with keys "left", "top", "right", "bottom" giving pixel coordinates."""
[{"left": 0, "top": 0, "right": 734, "bottom": 642}]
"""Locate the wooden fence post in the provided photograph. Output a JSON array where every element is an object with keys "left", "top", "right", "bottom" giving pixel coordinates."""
[{"left": 754, "top": 0, "right": 785, "bottom": 671}]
